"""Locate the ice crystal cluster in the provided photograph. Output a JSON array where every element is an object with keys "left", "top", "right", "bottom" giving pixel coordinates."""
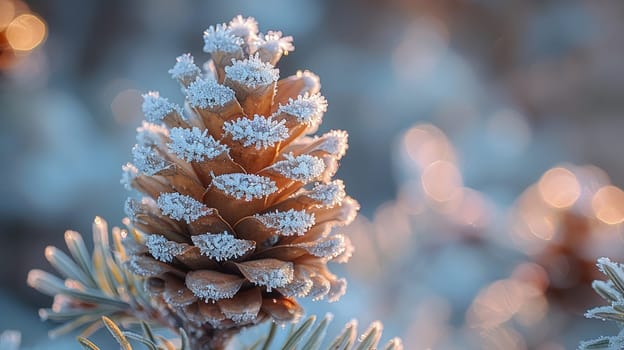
[
  {"left": 116, "top": 15, "right": 357, "bottom": 348},
  {"left": 579, "top": 258, "right": 624, "bottom": 349}
]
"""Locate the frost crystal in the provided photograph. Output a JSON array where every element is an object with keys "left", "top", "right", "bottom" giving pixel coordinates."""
[
  {"left": 223, "top": 115, "right": 288, "bottom": 149},
  {"left": 228, "top": 15, "right": 258, "bottom": 40},
  {"left": 186, "top": 271, "right": 243, "bottom": 301},
  {"left": 146, "top": 235, "right": 186, "bottom": 262},
  {"left": 255, "top": 209, "right": 315, "bottom": 236},
  {"left": 224, "top": 54, "right": 279, "bottom": 88},
  {"left": 256, "top": 31, "right": 294, "bottom": 55},
  {"left": 186, "top": 78, "right": 235, "bottom": 109},
  {"left": 191, "top": 232, "right": 255, "bottom": 261},
  {"left": 203, "top": 24, "right": 244, "bottom": 53},
  {"left": 124, "top": 197, "right": 141, "bottom": 220},
  {"left": 308, "top": 276, "right": 331, "bottom": 301},
  {"left": 316, "top": 130, "right": 348, "bottom": 158},
  {"left": 307, "top": 180, "right": 346, "bottom": 207},
  {"left": 278, "top": 93, "right": 327, "bottom": 126},
  {"left": 225, "top": 311, "right": 256, "bottom": 324},
  {"left": 168, "top": 127, "right": 229, "bottom": 162},
  {"left": 305, "top": 235, "right": 346, "bottom": 258},
  {"left": 212, "top": 173, "right": 277, "bottom": 201},
  {"left": 132, "top": 144, "right": 169, "bottom": 175},
  {"left": 294, "top": 70, "right": 321, "bottom": 95},
  {"left": 121, "top": 163, "right": 138, "bottom": 190},
  {"left": 136, "top": 121, "right": 169, "bottom": 146},
  {"left": 271, "top": 154, "right": 325, "bottom": 182},
  {"left": 585, "top": 305, "right": 619, "bottom": 321},
  {"left": 327, "top": 278, "right": 347, "bottom": 302},
  {"left": 157, "top": 193, "right": 211, "bottom": 223},
  {"left": 142, "top": 91, "right": 182, "bottom": 123},
  {"left": 168, "top": 53, "right": 201, "bottom": 81},
  {"left": 597, "top": 257, "right": 623, "bottom": 275},
  {"left": 240, "top": 261, "right": 293, "bottom": 291},
  {"left": 279, "top": 278, "right": 313, "bottom": 298}
]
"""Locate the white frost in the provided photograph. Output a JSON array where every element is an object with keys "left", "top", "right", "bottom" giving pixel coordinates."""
[
  {"left": 307, "top": 180, "right": 346, "bottom": 207},
  {"left": 327, "top": 278, "right": 347, "bottom": 302},
  {"left": 146, "top": 235, "right": 187, "bottom": 262},
  {"left": 168, "top": 127, "right": 229, "bottom": 162},
  {"left": 256, "top": 31, "right": 294, "bottom": 55},
  {"left": 223, "top": 115, "right": 288, "bottom": 150},
  {"left": 228, "top": 15, "right": 259, "bottom": 41},
  {"left": 255, "top": 209, "right": 315, "bottom": 236},
  {"left": 186, "top": 78, "right": 235, "bottom": 109},
  {"left": 185, "top": 274, "right": 242, "bottom": 301},
  {"left": 271, "top": 153, "right": 325, "bottom": 182},
  {"left": 203, "top": 23, "right": 244, "bottom": 53},
  {"left": 132, "top": 144, "right": 169, "bottom": 175},
  {"left": 241, "top": 261, "right": 293, "bottom": 291},
  {"left": 136, "top": 121, "right": 169, "bottom": 146},
  {"left": 303, "top": 235, "right": 346, "bottom": 258},
  {"left": 191, "top": 232, "right": 255, "bottom": 261},
  {"left": 142, "top": 91, "right": 182, "bottom": 123},
  {"left": 224, "top": 54, "right": 279, "bottom": 88},
  {"left": 168, "top": 53, "right": 201, "bottom": 81},
  {"left": 279, "top": 278, "right": 313, "bottom": 298},
  {"left": 211, "top": 173, "right": 277, "bottom": 201},
  {"left": 308, "top": 275, "right": 330, "bottom": 301},
  {"left": 157, "top": 192, "right": 211, "bottom": 223},
  {"left": 124, "top": 197, "right": 140, "bottom": 221},
  {"left": 314, "top": 130, "right": 348, "bottom": 159},
  {"left": 277, "top": 93, "right": 327, "bottom": 126},
  {"left": 225, "top": 311, "right": 257, "bottom": 324}
]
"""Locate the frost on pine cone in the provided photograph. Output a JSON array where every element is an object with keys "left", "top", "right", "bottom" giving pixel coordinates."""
[{"left": 121, "top": 15, "right": 358, "bottom": 343}]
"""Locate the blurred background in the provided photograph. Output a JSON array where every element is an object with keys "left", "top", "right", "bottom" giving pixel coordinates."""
[{"left": 2, "top": 0, "right": 624, "bottom": 348}]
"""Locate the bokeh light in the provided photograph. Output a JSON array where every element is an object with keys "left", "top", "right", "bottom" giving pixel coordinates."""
[
  {"left": 538, "top": 167, "right": 581, "bottom": 209},
  {"left": 592, "top": 185, "right": 624, "bottom": 225},
  {"left": 421, "top": 160, "right": 462, "bottom": 202},
  {"left": 0, "top": 0, "right": 46, "bottom": 71},
  {"left": 6, "top": 14, "right": 46, "bottom": 52}
]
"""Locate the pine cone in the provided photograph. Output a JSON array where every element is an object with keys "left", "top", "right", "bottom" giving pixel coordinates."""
[{"left": 121, "top": 15, "right": 358, "bottom": 346}]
